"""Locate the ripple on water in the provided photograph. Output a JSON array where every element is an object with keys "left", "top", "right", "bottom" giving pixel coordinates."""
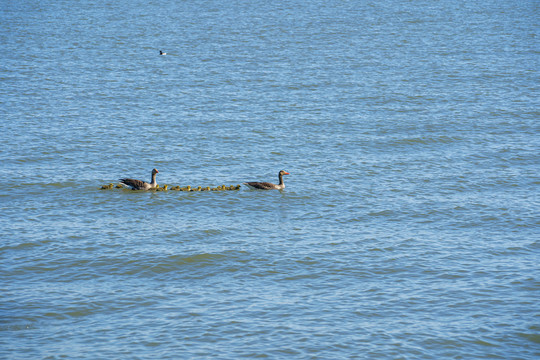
[{"left": 1, "top": 0, "right": 538, "bottom": 358}]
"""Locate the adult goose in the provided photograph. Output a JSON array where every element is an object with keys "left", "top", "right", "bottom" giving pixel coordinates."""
[
  {"left": 159, "top": 50, "right": 167, "bottom": 55},
  {"left": 119, "top": 168, "right": 159, "bottom": 190},
  {"left": 243, "top": 170, "right": 290, "bottom": 190}
]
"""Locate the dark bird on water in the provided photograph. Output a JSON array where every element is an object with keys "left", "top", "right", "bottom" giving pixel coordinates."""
[
  {"left": 243, "top": 170, "right": 290, "bottom": 190},
  {"left": 119, "top": 168, "right": 159, "bottom": 190}
]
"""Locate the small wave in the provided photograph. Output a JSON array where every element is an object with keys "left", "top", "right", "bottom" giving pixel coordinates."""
[
  {"left": 140, "top": 253, "right": 236, "bottom": 276},
  {"left": 367, "top": 209, "right": 395, "bottom": 217},
  {"left": 9, "top": 182, "right": 81, "bottom": 189},
  {"left": 0, "top": 241, "right": 41, "bottom": 252},
  {"left": 518, "top": 326, "right": 540, "bottom": 344}
]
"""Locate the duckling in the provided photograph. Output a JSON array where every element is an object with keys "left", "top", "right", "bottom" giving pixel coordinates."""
[
  {"left": 100, "top": 183, "right": 114, "bottom": 190},
  {"left": 162, "top": 184, "right": 168, "bottom": 191},
  {"left": 115, "top": 183, "right": 123, "bottom": 188}
]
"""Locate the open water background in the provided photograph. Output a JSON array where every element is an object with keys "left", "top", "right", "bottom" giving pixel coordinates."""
[{"left": 1, "top": 0, "right": 539, "bottom": 358}]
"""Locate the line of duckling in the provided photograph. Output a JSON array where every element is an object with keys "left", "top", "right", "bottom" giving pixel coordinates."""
[{"left": 100, "top": 183, "right": 241, "bottom": 192}]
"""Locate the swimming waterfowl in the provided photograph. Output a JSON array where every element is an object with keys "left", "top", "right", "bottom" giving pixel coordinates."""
[
  {"left": 243, "top": 170, "right": 290, "bottom": 190},
  {"left": 119, "top": 168, "right": 159, "bottom": 190},
  {"left": 160, "top": 50, "right": 166, "bottom": 55}
]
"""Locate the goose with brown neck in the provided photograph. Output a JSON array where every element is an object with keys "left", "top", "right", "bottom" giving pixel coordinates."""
[
  {"left": 119, "top": 168, "right": 159, "bottom": 190},
  {"left": 243, "top": 170, "right": 290, "bottom": 190}
]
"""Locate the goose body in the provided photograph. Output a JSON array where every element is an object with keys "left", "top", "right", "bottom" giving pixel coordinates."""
[
  {"left": 160, "top": 50, "right": 166, "bottom": 55},
  {"left": 243, "top": 170, "right": 290, "bottom": 190},
  {"left": 119, "top": 168, "right": 159, "bottom": 190}
]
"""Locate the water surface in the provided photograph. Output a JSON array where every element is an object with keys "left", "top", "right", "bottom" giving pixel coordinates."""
[{"left": 1, "top": 0, "right": 539, "bottom": 358}]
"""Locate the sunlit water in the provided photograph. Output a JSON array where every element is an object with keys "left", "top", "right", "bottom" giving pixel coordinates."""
[{"left": 1, "top": 0, "right": 539, "bottom": 358}]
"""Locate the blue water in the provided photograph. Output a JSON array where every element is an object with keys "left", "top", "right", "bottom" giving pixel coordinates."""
[{"left": 1, "top": 0, "right": 539, "bottom": 358}]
